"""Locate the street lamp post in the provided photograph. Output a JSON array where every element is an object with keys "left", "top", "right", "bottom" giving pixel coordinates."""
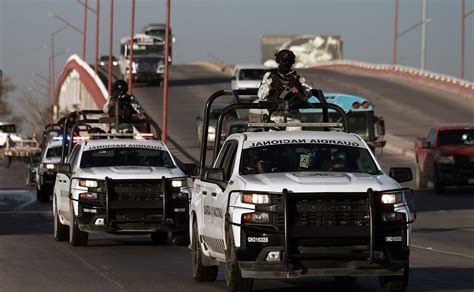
[
  {"left": 162, "top": 0, "right": 171, "bottom": 143},
  {"left": 77, "top": 0, "right": 99, "bottom": 73},
  {"left": 128, "top": 0, "right": 136, "bottom": 95},
  {"left": 392, "top": 0, "right": 399, "bottom": 64},
  {"left": 392, "top": 0, "right": 432, "bottom": 69},
  {"left": 108, "top": 0, "right": 114, "bottom": 94},
  {"left": 461, "top": 0, "right": 474, "bottom": 79}
]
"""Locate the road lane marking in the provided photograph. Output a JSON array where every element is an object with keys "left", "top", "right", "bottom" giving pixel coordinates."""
[
  {"left": 412, "top": 244, "right": 474, "bottom": 260},
  {"left": 59, "top": 245, "right": 126, "bottom": 291}
]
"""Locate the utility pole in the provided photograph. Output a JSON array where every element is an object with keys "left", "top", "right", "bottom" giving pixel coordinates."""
[
  {"left": 162, "top": 0, "right": 171, "bottom": 142},
  {"left": 83, "top": 0, "right": 88, "bottom": 62},
  {"left": 421, "top": 0, "right": 427, "bottom": 70}
]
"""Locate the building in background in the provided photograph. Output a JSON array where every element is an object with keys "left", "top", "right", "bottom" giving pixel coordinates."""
[{"left": 260, "top": 35, "right": 343, "bottom": 68}]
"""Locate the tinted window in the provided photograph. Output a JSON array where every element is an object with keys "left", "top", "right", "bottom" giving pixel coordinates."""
[
  {"left": 0, "top": 125, "right": 16, "bottom": 133},
  {"left": 438, "top": 130, "right": 474, "bottom": 146},
  {"left": 46, "top": 146, "right": 62, "bottom": 158},
  {"left": 239, "top": 69, "right": 266, "bottom": 81},
  {"left": 80, "top": 148, "right": 175, "bottom": 168},
  {"left": 240, "top": 144, "right": 379, "bottom": 175}
]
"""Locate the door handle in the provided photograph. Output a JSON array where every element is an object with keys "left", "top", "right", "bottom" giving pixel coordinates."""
[
  {"left": 202, "top": 191, "right": 207, "bottom": 195},
  {"left": 211, "top": 192, "right": 217, "bottom": 197}
]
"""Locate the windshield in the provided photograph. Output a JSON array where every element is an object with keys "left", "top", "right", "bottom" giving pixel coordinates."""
[
  {"left": 122, "top": 43, "right": 164, "bottom": 57},
  {"left": 238, "top": 69, "right": 267, "bottom": 81},
  {"left": 438, "top": 130, "right": 474, "bottom": 146},
  {"left": 240, "top": 143, "right": 379, "bottom": 175},
  {"left": 80, "top": 148, "right": 175, "bottom": 168},
  {"left": 0, "top": 124, "right": 17, "bottom": 133},
  {"left": 145, "top": 29, "right": 170, "bottom": 40},
  {"left": 46, "top": 146, "right": 62, "bottom": 158}
]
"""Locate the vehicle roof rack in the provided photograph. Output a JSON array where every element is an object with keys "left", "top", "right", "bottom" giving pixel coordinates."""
[
  {"left": 59, "top": 110, "right": 161, "bottom": 163},
  {"left": 199, "top": 89, "right": 349, "bottom": 176}
]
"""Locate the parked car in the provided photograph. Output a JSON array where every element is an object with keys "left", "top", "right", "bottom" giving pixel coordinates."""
[{"left": 415, "top": 124, "right": 474, "bottom": 192}]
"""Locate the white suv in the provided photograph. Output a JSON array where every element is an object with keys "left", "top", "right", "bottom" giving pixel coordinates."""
[
  {"left": 190, "top": 130, "right": 415, "bottom": 292},
  {"left": 231, "top": 64, "right": 268, "bottom": 91},
  {"left": 53, "top": 138, "right": 192, "bottom": 246}
]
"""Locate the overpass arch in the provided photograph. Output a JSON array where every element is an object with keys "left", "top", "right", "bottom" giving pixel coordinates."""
[{"left": 53, "top": 54, "right": 109, "bottom": 120}]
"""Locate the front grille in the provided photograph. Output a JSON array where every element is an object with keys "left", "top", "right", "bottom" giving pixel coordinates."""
[
  {"left": 272, "top": 196, "right": 370, "bottom": 228},
  {"left": 455, "top": 154, "right": 474, "bottom": 167},
  {"left": 292, "top": 198, "right": 369, "bottom": 227},
  {"left": 110, "top": 181, "right": 163, "bottom": 201},
  {"left": 138, "top": 63, "right": 158, "bottom": 72}
]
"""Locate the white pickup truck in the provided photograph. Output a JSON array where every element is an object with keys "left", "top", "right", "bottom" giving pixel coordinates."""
[
  {"left": 190, "top": 93, "right": 416, "bottom": 292},
  {"left": 53, "top": 138, "right": 192, "bottom": 246}
]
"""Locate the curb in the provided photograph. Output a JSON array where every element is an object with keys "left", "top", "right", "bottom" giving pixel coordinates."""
[
  {"left": 383, "top": 133, "right": 416, "bottom": 160},
  {"left": 192, "top": 61, "right": 234, "bottom": 75}
]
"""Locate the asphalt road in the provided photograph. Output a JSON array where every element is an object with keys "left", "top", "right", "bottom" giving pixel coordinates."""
[{"left": 0, "top": 65, "right": 473, "bottom": 291}]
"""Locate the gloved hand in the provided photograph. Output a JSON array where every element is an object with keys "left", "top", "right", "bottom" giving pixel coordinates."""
[{"left": 270, "top": 80, "right": 283, "bottom": 91}]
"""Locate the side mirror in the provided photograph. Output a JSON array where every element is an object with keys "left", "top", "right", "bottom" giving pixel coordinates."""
[
  {"left": 58, "top": 163, "right": 71, "bottom": 173},
  {"left": 203, "top": 168, "right": 226, "bottom": 190},
  {"left": 204, "top": 168, "right": 225, "bottom": 181},
  {"left": 183, "top": 163, "right": 197, "bottom": 176},
  {"left": 421, "top": 140, "right": 431, "bottom": 149},
  {"left": 389, "top": 167, "right": 413, "bottom": 183},
  {"left": 375, "top": 118, "right": 385, "bottom": 136}
]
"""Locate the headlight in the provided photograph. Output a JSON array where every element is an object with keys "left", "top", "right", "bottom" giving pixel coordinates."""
[
  {"left": 208, "top": 127, "right": 216, "bottom": 134},
  {"left": 45, "top": 163, "right": 55, "bottom": 170},
  {"left": 79, "top": 179, "right": 98, "bottom": 188},
  {"left": 79, "top": 192, "right": 98, "bottom": 200},
  {"left": 242, "top": 193, "right": 270, "bottom": 205},
  {"left": 242, "top": 212, "right": 270, "bottom": 223},
  {"left": 112, "top": 61, "right": 118, "bottom": 66},
  {"left": 172, "top": 180, "right": 183, "bottom": 188},
  {"left": 381, "top": 192, "right": 404, "bottom": 204},
  {"left": 439, "top": 156, "right": 454, "bottom": 164},
  {"left": 100, "top": 61, "right": 105, "bottom": 66}
]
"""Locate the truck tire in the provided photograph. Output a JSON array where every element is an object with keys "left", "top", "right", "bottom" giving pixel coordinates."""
[
  {"left": 69, "top": 202, "right": 88, "bottom": 246},
  {"left": 172, "top": 232, "right": 190, "bottom": 246},
  {"left": 191, "top": 221, "right": 218, "bottom": 282},
  {"left": 415, "top": 164, "right": 428, "bottom": 189},
  {"left": 379, "top": 265, "right": 409, "bottom": 292},
  {"left": 433, "top": 167, "right": 445, "bottom": 193},
  {"left": 53, "top": 197, "right": 69, "bottom": 241},
  {"left": 225, "top": 230, "right": 253, "bottom": 292},
  {"left": 38, "top": 187, "right": 49, "bottom": 202},
  {"left": 151, "top": 232, "right": 168, "bottom": 244}
]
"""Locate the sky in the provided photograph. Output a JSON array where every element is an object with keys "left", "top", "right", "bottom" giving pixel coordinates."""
[{"left": 0, "top": 0, "right": 473, "bottom": 107}]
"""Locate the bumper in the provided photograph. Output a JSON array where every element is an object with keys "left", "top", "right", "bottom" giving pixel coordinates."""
[
  {"left": 239, "top": 260, "right": 406, "bottom": 278},
  {"left": 75, "top": 177, "right": 190, "bottom": 234},
  {"left": 77, "top": 203, "right": 188, "bottom": 234},
  {"left": 39, "top": 171, "right": 56, "bottom": 188},
  {"left": 230, "top": 188, "right": 413, "bottom": 279},
  {"left": 133, "top": 72, "right": 163, "bottom": 81},
  {"left": 438, "top": 165, "right": 474, "bottom": 185}
]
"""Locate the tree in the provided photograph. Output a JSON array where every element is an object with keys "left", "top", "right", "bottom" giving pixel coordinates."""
[{"left": 0, "top": 74, "right": 15, "bottom": 119}]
